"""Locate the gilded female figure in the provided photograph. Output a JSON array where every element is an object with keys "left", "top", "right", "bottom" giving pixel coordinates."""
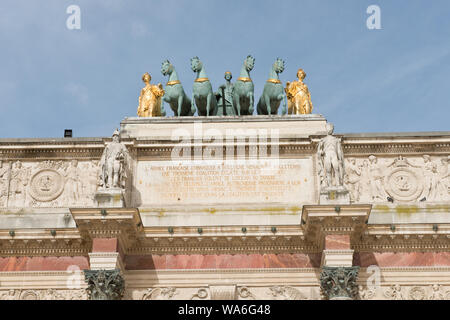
[
  {"left": 285, "top": 68, "right": 313, "bottom": 114},
  {"left": 137, "top": 72, "right": 165, "bottom": 117}
]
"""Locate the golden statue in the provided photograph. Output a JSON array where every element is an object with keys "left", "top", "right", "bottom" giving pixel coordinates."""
[
  {"left": 137, "top": 72, "right": 165, "bottom": 117},
  {"left": 285, "top": 68, "right": 313, "bottom": 114}
]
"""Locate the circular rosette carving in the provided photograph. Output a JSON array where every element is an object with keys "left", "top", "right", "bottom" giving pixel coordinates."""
[
  {"left": 385, "top": 168, "right": 423, "bottom": 201},
  {"left": 29, "top": 169, "right": 64, "bottom": 202},
  {"left": 409, "top": 287, "right": 426, "bottom": 300}
]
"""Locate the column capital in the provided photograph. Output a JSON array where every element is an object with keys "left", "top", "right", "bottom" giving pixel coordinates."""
[
  {"left": 84, "top": 269, "right": 125, "bottom": 300},
  {"left": 320, "top": 266, "right": 360, "bottom": 300}
]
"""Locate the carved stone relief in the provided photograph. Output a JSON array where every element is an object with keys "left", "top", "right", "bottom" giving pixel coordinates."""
[
  {"left": 0, "top": 160, "right": 99, "bottom": 208},
  {"left": 0, "top": 289, "right": 87, "bottom": 300},
  {"left": 358, "top": 284, "right": 450, "bottom": 300},
  {"left": 344, "top": 155, "right": 450, "bottom": 203},
  {"left": 141, "top": 287, "right": 178, "bottom": 300},
  {"left": 268, "top": 286, "right": 307, "bottom": 300},
  {"left": 237, "top": 286, "right": 256, "bottom": 300},
  {"left": 191, "top": 288, "right": 209, "bottom": 300}
]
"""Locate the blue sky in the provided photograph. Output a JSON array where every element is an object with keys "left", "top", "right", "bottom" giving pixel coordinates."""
[{"left": 0, "top": 0, "right": 449, "bottom": 138}]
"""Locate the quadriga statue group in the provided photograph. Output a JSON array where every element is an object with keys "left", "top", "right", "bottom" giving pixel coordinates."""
[{"left": 137, "top": 56, "right": 314, "bottom": 117}]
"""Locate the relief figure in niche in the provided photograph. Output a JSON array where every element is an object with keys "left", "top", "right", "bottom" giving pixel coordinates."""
[
  {"left": 421, "top": 155, "right": 438, "bottom": 201},
  {"left": 436, "top": 157, "right": 449, "bottom": 200},
  {"left": 9, "top": 161, "right": 29, "bottom": 207},
  {"left": 64, "top": 160, "right": 82, "bottom": 205},
  {"left": 368, "top": 155, "right": 386, "bottom": 201},
  {"left": 345, "top": 158, "right": 361, "bottom": 202},
  {"left": 0, "top": 161, "right": 10, "bottom": 206},
  {"left": 81, "top": 160, "right": 99, "bottom": 202},
  {"left": 359, "top": 159, "right": 371, "bottom": 201}
]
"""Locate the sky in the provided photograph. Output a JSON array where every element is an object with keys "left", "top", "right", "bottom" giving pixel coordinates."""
[{"left": 0, "top": 0, "right": 449, "bottom": 138}]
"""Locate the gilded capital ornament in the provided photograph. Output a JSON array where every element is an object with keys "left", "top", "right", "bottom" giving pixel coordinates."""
[
  {"left": 84, "top": 269, "right": 125, "bottom": 300},
  {"left": 320, "top": 266, "right": 360, "bottom": 300},
  {"left": 137, "top": 72, "right": 165, "bottom": 117},
  {"left": 285, "top": 68, "right": 313, "bottom": 114}
]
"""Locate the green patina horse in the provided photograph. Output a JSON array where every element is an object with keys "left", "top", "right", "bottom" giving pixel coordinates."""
[
  {"left": 161, "top": 60, "right": 195, "bottom": 117},
  {"left": 191, "top": 56, "right": 218, "bottom": 116},
  {"left": 233, "top": 55, "right": 255, "bottom": 116},
  {"left": 257, "top": 58, "right": 287, "bottom": 115}
]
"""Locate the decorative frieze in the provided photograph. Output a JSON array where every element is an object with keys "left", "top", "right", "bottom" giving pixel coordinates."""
[
  {"left": 0, "top": 159, "right": 99, "bottom": 208},
  {"left": 344, "top": 155, "right": 449, "bottom": 203},
  {"left": 141, "top": 287, "right": 178, "bottom": 300},
  {"left": 0, "top": 289, "right": 87, "bottom": 300}
]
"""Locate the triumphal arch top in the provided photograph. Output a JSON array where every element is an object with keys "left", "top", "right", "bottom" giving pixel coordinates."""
[{"left": 0, "top": 59, "right": 449, "bottom": 300}]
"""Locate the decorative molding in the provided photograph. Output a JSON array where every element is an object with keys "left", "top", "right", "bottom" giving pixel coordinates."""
[
  {"left": 0, "top": 289, "right": 87, "bottom": 300},
  {"left": 209, "top": 285, "right": 237, "bottom": 300},
  {"left": 141, "top": 287, "right": 178, "bottom": 300},
  {"left": 191, "top": 288, "right": 209, "bottom": 300},
  {"left": 268, "top": 286, "right": 307, "bottom": 300}
]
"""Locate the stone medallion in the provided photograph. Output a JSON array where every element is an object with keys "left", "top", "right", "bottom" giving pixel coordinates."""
[
  {"left": 20, "top": 290, "right": 39, "bottom": 300},
  {"left": 385, "top": 168, "right": 423, "bottom": 202},
  {"left": 409, "top": 286, "right": 426, "bottom": 300},
  {"left": 29, "top": 169, "right": 64, "bottom": 202}
]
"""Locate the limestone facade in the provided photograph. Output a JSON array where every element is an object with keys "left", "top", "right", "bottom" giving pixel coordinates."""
[{"left": 0, "top": 115, "right": 449, "bottom": 300}]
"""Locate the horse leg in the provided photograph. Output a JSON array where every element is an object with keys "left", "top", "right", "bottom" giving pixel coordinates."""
[
  {"left": 161, "top": 95, "right": 167, "bottom": 116},
  {"left": 248, "top": 92, "right": 254, "bottom": 115},
  {"left": 177, "top": 95, "right": 183, "bottom": 116},
  {"left": 206, "top": 93, "right": 212, "bottom": 117},
  {"left": 235, "top": 93, "right": 241, "bottom": 116},
  {"left": 265, "top": 94, "right": 271, "bottom": 115},
  {"left": 278, "top": 93, "right": 287, "bottom": 115},
  {"left": 191, "top": 93, "right": 197, "bottom": 116},
  {"left": 188, "top": 94, "right": 196, "bottom": 115}
]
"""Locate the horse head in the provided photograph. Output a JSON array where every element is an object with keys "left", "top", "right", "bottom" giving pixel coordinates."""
[
  {"left": 190, "top": 56, "right": 202, "bottom": 73},
  {"left": 273, "top": 57, "right": 285, "bottom": 74},
  {"left": 161, "top": 60, "right": 173, "bottom": 76},
  {"left": 244, "top": 55, "right": 255, "bottom": 72}
]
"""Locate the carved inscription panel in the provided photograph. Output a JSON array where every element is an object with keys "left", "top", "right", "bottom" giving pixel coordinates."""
[{"left": 135, "top": 159, "right": 315, "bottom": 206}]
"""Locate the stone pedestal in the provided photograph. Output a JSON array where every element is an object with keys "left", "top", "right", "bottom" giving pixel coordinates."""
[
  {"left": 94, "top": 188, "right": 125, "bottom": 208},
  {"left": 120, "top": 114, "right": 328, "bottom": 139},
  {"left": 319, "top": 187, "right": 350, "bottom": 205}
]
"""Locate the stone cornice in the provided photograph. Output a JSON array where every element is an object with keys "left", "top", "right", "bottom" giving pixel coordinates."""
[
  {"left": 70, "top": 208, "right": 143, "bottom": 252},
  {"left": 301, "top": 205, "right": 371, "bottom": 248},
  {"left": 0, "top": 131, "right": 448, "bottom": 159},
  {"left": 0, "top": 228, "right": 89, "bottom": 256}
]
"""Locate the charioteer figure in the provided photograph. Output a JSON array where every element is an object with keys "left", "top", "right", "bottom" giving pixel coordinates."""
[{"left": 215, "top": 71, "right": 236, "bottom": 116}]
